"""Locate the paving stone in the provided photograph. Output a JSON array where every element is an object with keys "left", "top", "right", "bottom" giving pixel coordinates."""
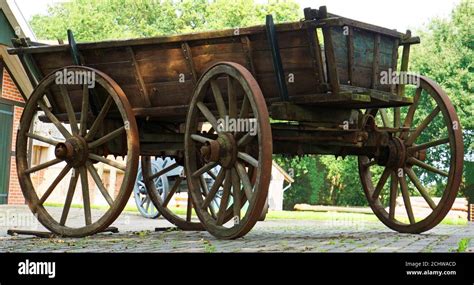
[{"left": 0, "top": 205, "right": 473, "bottom": 252}]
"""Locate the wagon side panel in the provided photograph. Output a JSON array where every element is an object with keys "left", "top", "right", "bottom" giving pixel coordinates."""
[{"left": 329, "top": 26, "right": 399, "bottom": 93}]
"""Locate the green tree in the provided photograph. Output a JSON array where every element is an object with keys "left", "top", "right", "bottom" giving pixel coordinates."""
[
  {"left": 29, "top": 0, "right": 302, "bottom": 41},
  {"left": 411, "top": 0, "right": 473, "bottom": 157}
]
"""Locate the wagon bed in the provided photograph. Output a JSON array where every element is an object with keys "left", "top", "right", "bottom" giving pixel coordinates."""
[{"left": 10, "top": 7, "right": 417, "bottom": 121}]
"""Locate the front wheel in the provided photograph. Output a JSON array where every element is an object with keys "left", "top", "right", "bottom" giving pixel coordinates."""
[{"left": 16, "top": 66, "right": 139, "bottom": 237}]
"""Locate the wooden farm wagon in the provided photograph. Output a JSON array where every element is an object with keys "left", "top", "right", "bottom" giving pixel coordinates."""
[{"left": 8, "top": 6, "right": 463, "bottom": 239}]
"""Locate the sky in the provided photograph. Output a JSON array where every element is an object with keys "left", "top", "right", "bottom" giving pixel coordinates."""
[{"left": 13, "top": 0, "right": 462, "bottom": 33}]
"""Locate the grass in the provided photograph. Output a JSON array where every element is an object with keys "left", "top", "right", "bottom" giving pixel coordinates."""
[
  {"left": 456, "top": 238, "right": 471, "bottom": 252},
  {"left": 43, "top": 202, "right": 468, "bottom": 226},
  {"left": 202, "top": 239, "right": 216, "bottom": 253}
]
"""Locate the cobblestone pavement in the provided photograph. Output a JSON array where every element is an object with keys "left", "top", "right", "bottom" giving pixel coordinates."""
[{"left": 0, "top": 205, "right": 473, "bottom": 253}]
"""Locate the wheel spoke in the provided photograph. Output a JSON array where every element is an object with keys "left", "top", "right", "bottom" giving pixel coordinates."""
[
  {"left": 60, "top": 170, "right": 79, "bottom": 226},
  {"left": 210, "top": 79, "right": 227, "bottom": 119},
  {"left": 206, "top": 170, "right": 217, "bottom": 180},
  {"left": 88, "top": 154, "right": 126, "bottom": 171},
  {"left": 25, "top": 158, "right": 62, "bottom": 174},
  {"left": 38, "top": 100, "right": 71, "bottom": 139},
  {"left": 231, "top": 167, "right": 241, "bottom": 221},
  {"left": 237, "top": 152, "right": 258, "bottom": 168},
  {"left": 217, "top": 171, "right": 231, "bottom": 225},
  {"left": 38, "top": 164, "right": 72, "bottom": 205},
  {"left": 363, "top": 159, "right": 377, "bottom": 168},
  {"left": 86, "top": 162, "right": 114, "bottom": 206},
  {"left": 371, "top": 167, "right": 390, "bottom": 200},
  {"left": 140, "top": 196, "right": 147, "bottom": 207},
  {"left": 88, "top": 126, "right": 125, "bottom": 149},
  {"left": 59, "top": 85, "right": 79, "bottom": 134},
  {"left": 85, "top": 96, "right": 113, "bottom": 141},
  {"left": 191, "top": 134, "right": 212, "bottom": 144},
  {"left": 148, "top": 162, "right": 179, "bottom": 181},
  {"left": 192, "top": 162, "right": 217, "bottom": 178},
  {"left": 237, "top": 132, "right": 254, "bottom": 147},
  {"left": 394, "top": 107, "right": 400, "bottom": 129},
  {"left": 379, "top": 109, "right": 391, "bottom": 128},
  {"left": 200, "top": 175, "right": 216, "bottom": 218},
  {"left": 235, "top": 162, "right": 253, "bottom": 202},
  {"left": 405, "top": 106, "right": 440, "bottom": 145},
  {"left": 162, "top": 176, "right": 182, "bottom": 207},
  {"left": 401, "top": 87, "right": 422, "bottom": 138},
  {"left": 80, "top": 84, "right": 89, "bottom": 136},
  {"left": 80, "top": 166, "right": 92, "bottom": 225},
  {"left": 202, "top": 168, "right": 226, "bottom": 209},
  {"left": 145, "top": 199, "right": 151, "bottom": 212},
  {"left": 399, "top": 174, "right": 415, "bottom": 224},
  {"left": 228, "top": 76, "right": 237, "bottom": 119},
  {"left": 186, "top": 194, "right": 193, "bottom": 222},
  {"left": 26, "top": 132, "right": 61, "bottom": 146},
  {"left": 239, "top": 95, "right": 250, "bottom": 119},
  {"left": 407, "top": 157, "right": 448, "bottom": 177},
  {"left": 388, "top": 173, "right": 398, "bottom": 220},
  {"left": 405, "top": 167, "right": 437, "bottom": 210},
  {"left": 408, "top": 137, "right": 449, "bottom": 152},
  {"left": 197, "top": 101, "right": 218, "bottom": 130}
]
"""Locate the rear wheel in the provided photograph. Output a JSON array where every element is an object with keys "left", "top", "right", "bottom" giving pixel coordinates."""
[
  {"left": 185, "top": 62, "right": 272, "bottom": 239},
  {"left": 358, "top": 75, "right": 463, "bottom": 233}
]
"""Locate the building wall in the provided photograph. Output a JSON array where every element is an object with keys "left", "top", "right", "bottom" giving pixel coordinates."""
[{"left": 1, "top": 68, "right": 25, "bottom": 204}]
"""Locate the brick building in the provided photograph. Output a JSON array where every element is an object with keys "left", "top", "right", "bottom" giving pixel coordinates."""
[
  {"left": 0, "top": 62, "right": 25, "bottom": 204},
  {"left": 1, "top": 0, "right": 35, "bottom": 204}
]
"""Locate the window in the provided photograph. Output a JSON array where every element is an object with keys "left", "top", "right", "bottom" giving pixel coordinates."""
[{"left": 31, "top": 145, "right": 49, "bottom": 166}]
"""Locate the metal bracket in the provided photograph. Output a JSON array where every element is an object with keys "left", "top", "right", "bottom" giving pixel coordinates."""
[
  {"left": 265, "top": 15, "right": 289, "bottom": 102},
  {"left": 67, "top": 30, "right": 100, "bottom": 115},
  {"left": 67, "top": 29, "right": 83, "bottom": 65}
]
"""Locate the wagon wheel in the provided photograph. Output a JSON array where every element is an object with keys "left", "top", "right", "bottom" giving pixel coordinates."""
[
  {"left": 134, "top": 159, "right": 168, "bottom": 219},
  {"left": 142, "top": 156, "right": 204, "bottom": 230},
  {"left": 358, "top": 75, "right": 463, "bottom": 233},
  {"left": 16, "top": 66, "right": 139, "bottom": 237},
  {"left": 185, "top": 62, "right": 272, "bottom": 239}
]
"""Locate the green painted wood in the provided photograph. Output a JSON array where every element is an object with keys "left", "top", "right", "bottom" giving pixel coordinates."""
[
  {"left": 0, "top": 9, "right": 16, "bottom": 46},
  {"left": 0, "top": 103, "right": 13, "bottom": 204}
]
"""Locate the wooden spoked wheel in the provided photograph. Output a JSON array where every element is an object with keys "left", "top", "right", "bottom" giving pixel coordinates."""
[
  {"left": 185, "top": 62, "right": 272, "bottom": 239},
  {"left": 358, "top": 75, "right": 463, "bottom": 233},
  {"left": 134, "top": 159, "right": 167, "bottom": 219},
  {"left": 142, "top": 156, "right": 204, "bottom": 230},
  {"left": 16, "top": 66, "right": 139, "bottom": 237}
]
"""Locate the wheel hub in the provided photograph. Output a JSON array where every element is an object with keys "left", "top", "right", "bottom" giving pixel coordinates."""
[
  {"left": 55, "top": 136, "right": 88, "bottom": 167},
  {"left": 200, "top": 133, "right": 237, "bottom": 168},
  {"left": 374, "top": 136, "right": 406, "bottom": 169},
  {"left": 379, "top": 136, "right": 427, "bottom": 169}
]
